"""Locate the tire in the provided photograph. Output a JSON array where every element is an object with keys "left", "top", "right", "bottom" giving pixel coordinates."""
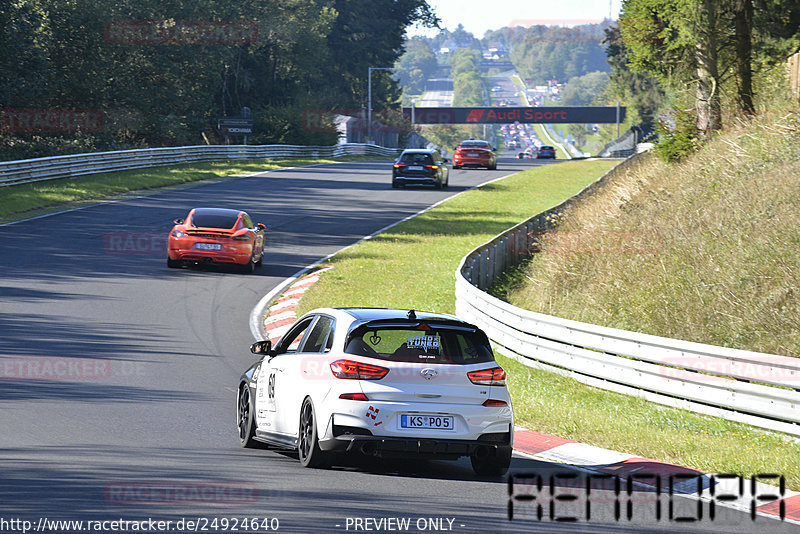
[
  {"left": 471, "top": 446, "right": 511, "bottom": 476},
  {"left": 453, "top": 165, "right": 461, "bottom": 170},
  {"left": 237, "top": 385, "right": 260, "bottom": 448},
  {"left": 167, "top": 257, "right": 181, "bottom": 269},
  {"left": 241, "top": 254, "right": 256, "bottom": 274},
  {"left": 298, "top": 398, "right": 330, "bottom": 468},
  {"left": 435, "top": 180, "right": 443, "bottom": 190},
  {"left": 391, "top": 180, "right": 399, "bottom": 189},
  {"left": 255, "top": 242, "right": 264, "bottom": 266}
]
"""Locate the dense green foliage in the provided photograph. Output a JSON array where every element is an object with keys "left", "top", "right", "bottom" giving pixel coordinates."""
[
  {"left": 450, "top": 49, "right": 484, "bottom": 106},
  {"left": 618, "top": 0, "right": 799, "bottom": 136},
  {"left": 501, "top": 24, "right": 611, "bottom": 85},
  {"left": 393, "top": 38, "right": 438, "bottom": 95},
  {"left": 561, "top": 71, "right": 609, "bottom": 106},
  {"left": 0, "top": 0, "right": 438, "bottom": 160}
]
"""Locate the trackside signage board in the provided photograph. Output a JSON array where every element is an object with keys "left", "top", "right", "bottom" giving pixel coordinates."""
[{"left": 402, "top": 106, "right": 625, "bottom": 124}]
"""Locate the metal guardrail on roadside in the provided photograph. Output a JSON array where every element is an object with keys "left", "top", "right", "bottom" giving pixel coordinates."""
[
  {"left": 454, "top": 153, "right": 800, "bottom": 437},
  {"left": 0, "top": 143, "right": 401, "bottom": 187}
]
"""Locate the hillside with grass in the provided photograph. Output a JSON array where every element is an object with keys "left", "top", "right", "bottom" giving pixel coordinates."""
[{"left": 507, "top": 111, "right": 800, "bottom": 357}]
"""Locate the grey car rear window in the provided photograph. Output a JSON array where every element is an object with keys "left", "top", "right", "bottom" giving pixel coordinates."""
[{"left": 399, "top": 153, "right": 433, "bottom": 165}]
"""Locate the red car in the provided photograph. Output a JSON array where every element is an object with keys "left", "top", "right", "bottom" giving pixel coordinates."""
[
  {"left": 453, "top": 140, "right": 497, "bottom": 170},
  {"left": 167, "top": 207, "right": 266, "bottom": 273}
]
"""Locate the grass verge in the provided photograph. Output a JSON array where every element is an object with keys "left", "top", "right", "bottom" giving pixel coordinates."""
[
  {"left": 296, "top": 157, "right": 800, "bottom": 490},
  {"left": 0, "top": 155, "right": 387, "bottom": 223}
]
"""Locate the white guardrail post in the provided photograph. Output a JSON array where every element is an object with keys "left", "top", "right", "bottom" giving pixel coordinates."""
[
  {"left": 0, "top": 143, "right": 401, "bottom": 187},
  {"left": 454, "top": 152, "right": 800, "bottom": 438}
]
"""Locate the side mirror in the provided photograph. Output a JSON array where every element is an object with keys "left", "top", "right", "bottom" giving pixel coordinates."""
[
  {"left": 173, "top": 218, "right": 184, "bottom": 225},
  {"left": 250, "top": 340, "right": 272, "bottom": 356},
  {"left": 257, "top": 223, "right": 267, "bottom": 231}
]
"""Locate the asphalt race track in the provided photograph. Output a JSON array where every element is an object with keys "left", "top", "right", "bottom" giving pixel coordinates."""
[{"left": 0, "top": 156, "right": 794, "bottom": 533}]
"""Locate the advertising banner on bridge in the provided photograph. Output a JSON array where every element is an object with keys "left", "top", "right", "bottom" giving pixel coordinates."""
[{"left": 403, "top": 106, "right": 625, "bottom": 124}]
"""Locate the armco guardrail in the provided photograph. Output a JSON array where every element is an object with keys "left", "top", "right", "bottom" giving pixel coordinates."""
[
  {"left": 455, "top": 154, "right": 800, "bottom": 437},
  {"left": 0, "top": 143, "right": 400, "bottom": 187}
]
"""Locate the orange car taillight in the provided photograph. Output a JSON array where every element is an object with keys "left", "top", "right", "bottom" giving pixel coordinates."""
[
  {"left": 339, "top": 393, "right": 369, "bottom": 401},
  {"left": 231, "top": 234, "right": 252, "bottom": 241},
  {"left": 330, "top": 359, "right": 389, "bottom": 380},
  {"left": 467, "top": 367, "right": 506, "bottom": 386}
]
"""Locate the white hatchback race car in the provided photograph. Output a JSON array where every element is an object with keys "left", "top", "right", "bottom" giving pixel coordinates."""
[{"left": 237, "top": 308, "right": 514, "bottom": 475}]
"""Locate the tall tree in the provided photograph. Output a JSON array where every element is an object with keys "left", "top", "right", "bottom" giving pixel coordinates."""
[{"left": 732, "top": 0, "right": 755, "bottom": 114}]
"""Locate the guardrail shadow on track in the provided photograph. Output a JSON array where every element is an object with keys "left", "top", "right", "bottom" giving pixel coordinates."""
[{"left": 454, "top": 152, "right": 800, "bottom": 438}]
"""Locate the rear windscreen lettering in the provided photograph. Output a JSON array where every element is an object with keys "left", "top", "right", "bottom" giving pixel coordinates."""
[{"left": 407, "top": 335, "right": 440, "bottom": 352}]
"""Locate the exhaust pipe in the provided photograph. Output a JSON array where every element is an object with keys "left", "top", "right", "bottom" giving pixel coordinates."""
[
  {"left": 473, "top": 445, "right": 490, "bottom": 460},
  {"left": 360, "top": 441, "right": 377, "bottom": 456}
]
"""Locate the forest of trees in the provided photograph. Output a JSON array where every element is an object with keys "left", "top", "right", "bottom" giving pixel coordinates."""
[
  {"left": 0, "top": 0, "right": 438, "bottom": 160},
  {"left": 612, "top": 0, "right": 800, "bottom": 146},
  {"left": 488, "top": 24, "right": 611, "bottom": 85}
]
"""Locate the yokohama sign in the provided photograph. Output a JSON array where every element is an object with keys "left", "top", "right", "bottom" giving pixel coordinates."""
[{"left": 403, "top": 106, "right": 625, "bottom": 124}]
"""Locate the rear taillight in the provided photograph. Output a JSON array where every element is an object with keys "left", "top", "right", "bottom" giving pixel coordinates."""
[
  {"left": 467, "top": 367, "right": 506, "bottom": 386},
  {"left": 482, "top": 399, "right": 508, "bottom": 407},
  {"left": 425, "top": 165, "right": 439, "bottom": 169},
  {"left": 393, "top": 164, "right": 406, "bottom": 168},
  {"left": 339, "top": 393, "right": 369, "bottom": 401},
  {"left": 231, "top": 234, "right": 252, "bottom": 241},
  {"left": 330, "top": 359, "right": 389, "bottom": 380}
]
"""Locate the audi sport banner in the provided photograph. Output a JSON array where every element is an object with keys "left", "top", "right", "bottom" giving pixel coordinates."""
[{"left": 403, "top": 106, "right": 625, "bottom": 124}]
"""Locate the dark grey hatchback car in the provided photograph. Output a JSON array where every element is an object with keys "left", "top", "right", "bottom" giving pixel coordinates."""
[{"left": 392, "top": 149, "right": 449, "bottom": 189}]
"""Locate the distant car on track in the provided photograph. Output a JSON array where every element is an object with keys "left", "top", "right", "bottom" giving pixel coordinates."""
[
  {"left": 537, "top": 145, "right": 556, "bottom": 159},
  {"left": 392, "top": 149, "right": 449, "bottom": 189},
  {"left": 453, "top": 140, "right": 497, "bottom": 170},
  {"left": 237, "top": 308, "right": 514, "bottom": 475},
  {"left": 167, "top": 207, "right": 266, "bottom": 273}
]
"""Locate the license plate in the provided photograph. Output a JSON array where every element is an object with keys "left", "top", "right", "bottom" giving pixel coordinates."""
[
  {"left": 467, "top": 153, "right": 479, "bottom": 157},
  {"left": 195, "top": 243, "right": 221, "bottom": 251},
  {"left": 401, "top": 414, "right": 455, "bottom": 430},
  {"left": 408, "top": 166, "right": 424, "bottom": 171}
]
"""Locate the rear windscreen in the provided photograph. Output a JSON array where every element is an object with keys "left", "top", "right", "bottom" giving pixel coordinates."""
[
  {"left": 191, "top": 211, "right": 239, "bottom": 229},
  {"left": 460, "top": 142, "right": 489, "bottom": 149},
  {"left": 345, "top": 326, "right": 494, "bottom": 364},
  {"left": 399, "top": 153, "right": 433, "bottom": 165}
]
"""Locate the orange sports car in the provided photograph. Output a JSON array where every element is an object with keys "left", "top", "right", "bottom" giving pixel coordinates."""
[
  {"left": 167, "top": 207, "right": 266, "bottom": 273},
  {"left": 452, "top": 139, "right": 497, "bottom": 170}
]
